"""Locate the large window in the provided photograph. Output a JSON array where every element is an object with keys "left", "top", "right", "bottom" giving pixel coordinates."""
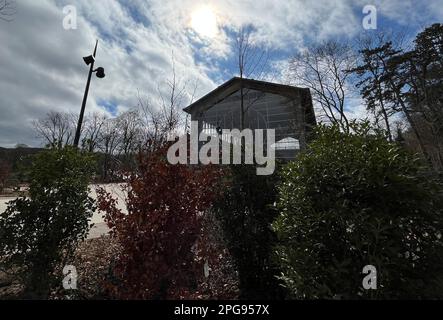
[{"left": 272, "top": 137, "right": 300, "bottom": 150}]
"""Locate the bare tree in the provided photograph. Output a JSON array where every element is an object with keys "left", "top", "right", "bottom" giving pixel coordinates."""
[
  {"left": 33, "top": 111, "right": 76, "bottom": 148},
  {"left": 116, "top": 109, "right": 142, "bottom": 157},
  {"left": 137, "top": 55, "right": 198, "bottom": 149},
  {"left": 138, "top": 94, "right": 166, "bottom": 149},
  {"left": 97, "top": 117, "right": 121, "bottom": 181},
  {"left": 234, "top": 24, "right": 270, "bottom": 129},
  {"left": 98, "top": 117, "right": 120, "bottom": 155},
  {"left": 288, "top": 40, "right": 356, "bottom": 132},
  {"left": 0, "top": 0, "right": 16, "bottom": 22},
  {"left": 82, "top": 112, "right": 106, "bottom": 152},
  {"left": 158, "top": 58, "right": 187, "bottom": 136},
  {"left": 235, "top": 25, "right": 269, "bottom": 80}
]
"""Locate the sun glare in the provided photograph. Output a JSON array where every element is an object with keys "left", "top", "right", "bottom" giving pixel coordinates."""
[{"left": 191, "top": 6, "right": 218, "bottom": 38}]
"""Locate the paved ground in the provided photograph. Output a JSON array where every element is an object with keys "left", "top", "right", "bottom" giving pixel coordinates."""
[
  {"left": 0, "top": 197, "right": 14, "bottom": 213},
  {"left": 88, "top": 222, "right": 110, "bottom": 239}
]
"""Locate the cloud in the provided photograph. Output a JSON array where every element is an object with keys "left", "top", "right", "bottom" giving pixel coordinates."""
[
  {"left": 0, "top": 0, "right": 216, "bottom": 147},
  {"left": 0, "top": 0, "right": 442, "bottom": 146}
]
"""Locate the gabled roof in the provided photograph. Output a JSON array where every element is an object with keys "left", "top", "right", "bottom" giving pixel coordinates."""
[{"left": 183, "top": 77, "right": 316, "bottom": 126}]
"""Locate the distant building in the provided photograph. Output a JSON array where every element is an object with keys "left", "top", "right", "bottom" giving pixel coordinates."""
[{"left": 183, "top": 77, "right": 316, "bottom": 160}]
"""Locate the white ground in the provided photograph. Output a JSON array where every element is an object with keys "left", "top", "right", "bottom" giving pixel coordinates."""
[{"left": 0, "top": 183, "right": 128, "bottom": 239}]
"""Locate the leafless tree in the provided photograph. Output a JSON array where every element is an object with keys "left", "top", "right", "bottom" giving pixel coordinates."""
[
  {"left": 116, "top": 109, "right": 142, "bottom": 157},
  {"left": 98, "top": 117, "right": 120, "bottom": 155},
  {"left": 97, "top": 117, "right": 121, "bottom": 181},
  {"left": 235, "top": 25, "right": 270, "bottom": 80},
  {"left": 288, "top": 40, "right": 356, "bottom": 132},
  {"left": 82, "top": 112, "right": 106, "bottom": 152},
  {"left": 137, "top": 55, "right": 198, "bottom": 149},
  {"left": 234, "top": 24, "right": 270, "bottom": 129},
  {"left": 157, "top": 60, "right": 187, "bottom": 135},
  {"left": 138, "top": 94, "right": 165, "bottom": 149},
  {"left": 0, "top": 0, "right": 16, "bottom": 22},
  {"left": 33, "top": 111, "right": 76, "bottom": 148}
]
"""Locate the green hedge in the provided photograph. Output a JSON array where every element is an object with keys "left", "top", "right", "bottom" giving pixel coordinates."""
[
  {"left": 273, "top": 123, "right": 443, "bottom": 299},
  {"left": 0, "top": 146, "right": 96, "bottom": 298}
]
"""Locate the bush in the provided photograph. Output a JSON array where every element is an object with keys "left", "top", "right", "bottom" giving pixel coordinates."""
[
  {"left": 0, "top": 146, "right": 96, "bottom": 299},
  {"left": 273, "top": 123, "right": 443, "bottom": 299},
  {"left": 96, "top": 146, "right": 227, "bottom": 299},
  {"left": 213, "top": 164, "right": 286, "bottom": 299},
  {"left": 195, "top": 211, "right": 240, "bottom": 299}
]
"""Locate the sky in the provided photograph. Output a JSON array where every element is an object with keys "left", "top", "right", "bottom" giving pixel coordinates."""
[{"left": 0, "top": 0, "right": 442, "bottom": 147}]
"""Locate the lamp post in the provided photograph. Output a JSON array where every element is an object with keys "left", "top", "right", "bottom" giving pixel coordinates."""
[{"left": 73, "top": 40, "right": 106, "bottom": 147}]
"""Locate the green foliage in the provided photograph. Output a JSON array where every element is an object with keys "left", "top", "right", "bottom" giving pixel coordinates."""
[
  {"left": 273, "top": 123, "right": 443, "bottom": 299},
  {"left": 0, "top": 146, "right": 96, "bottom": 298},
  {"left": 213, "top": 164, "right": 286, "bottom": 299},
  {"left": 350, "top": 24, "right": 443, "bottom": 171}
]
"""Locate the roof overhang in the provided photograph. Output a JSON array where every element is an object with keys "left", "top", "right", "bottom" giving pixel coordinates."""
[{"left": 183, "top": 77, "right": 316, "bottom": 126}]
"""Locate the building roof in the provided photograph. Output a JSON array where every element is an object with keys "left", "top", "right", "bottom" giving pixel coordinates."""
[{"left": 183, "top": 77, "right": 316, "bottom": 126}]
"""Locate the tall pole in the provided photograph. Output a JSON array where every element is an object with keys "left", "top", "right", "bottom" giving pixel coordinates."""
[{"left": 74, "top": 40, "right": 98, "bottom": 147}]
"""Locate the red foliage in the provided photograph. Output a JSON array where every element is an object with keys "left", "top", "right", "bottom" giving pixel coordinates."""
[{"left": 96, "top": 146, "right": 225, "bottom": 299}]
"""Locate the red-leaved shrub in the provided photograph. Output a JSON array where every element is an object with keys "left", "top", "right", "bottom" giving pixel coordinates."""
[{"left": 97, "top": 146, "right": 226, "bottom": 299}]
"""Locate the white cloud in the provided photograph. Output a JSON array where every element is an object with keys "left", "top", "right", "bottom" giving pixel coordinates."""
[
  {"left": 0, "top": 0, "right": 442, "bottom": 146},
  {"left": 0, "top": 0, "right": 216, "bottom": 147}
]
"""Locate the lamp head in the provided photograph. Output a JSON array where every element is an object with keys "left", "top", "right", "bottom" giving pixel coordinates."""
[
  {"left": 94, "top": 67, "right": 105, "bottom": 79},
  {"left": 83, "top": 55, "right": 95, "bottom": 65}
]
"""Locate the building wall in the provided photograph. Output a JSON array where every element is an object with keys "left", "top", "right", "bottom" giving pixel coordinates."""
[{"left": 190, "top": 89, "right": 308, "bottom": 160}]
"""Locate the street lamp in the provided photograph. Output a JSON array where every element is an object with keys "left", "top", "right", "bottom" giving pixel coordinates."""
[{"left": 73, "top": 40, "right": 106, "bottom": 147}]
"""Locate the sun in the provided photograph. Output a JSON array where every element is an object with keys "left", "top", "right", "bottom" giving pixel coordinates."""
[{"left": 191, "top": 5, "right": 218, "bottom": 38}]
